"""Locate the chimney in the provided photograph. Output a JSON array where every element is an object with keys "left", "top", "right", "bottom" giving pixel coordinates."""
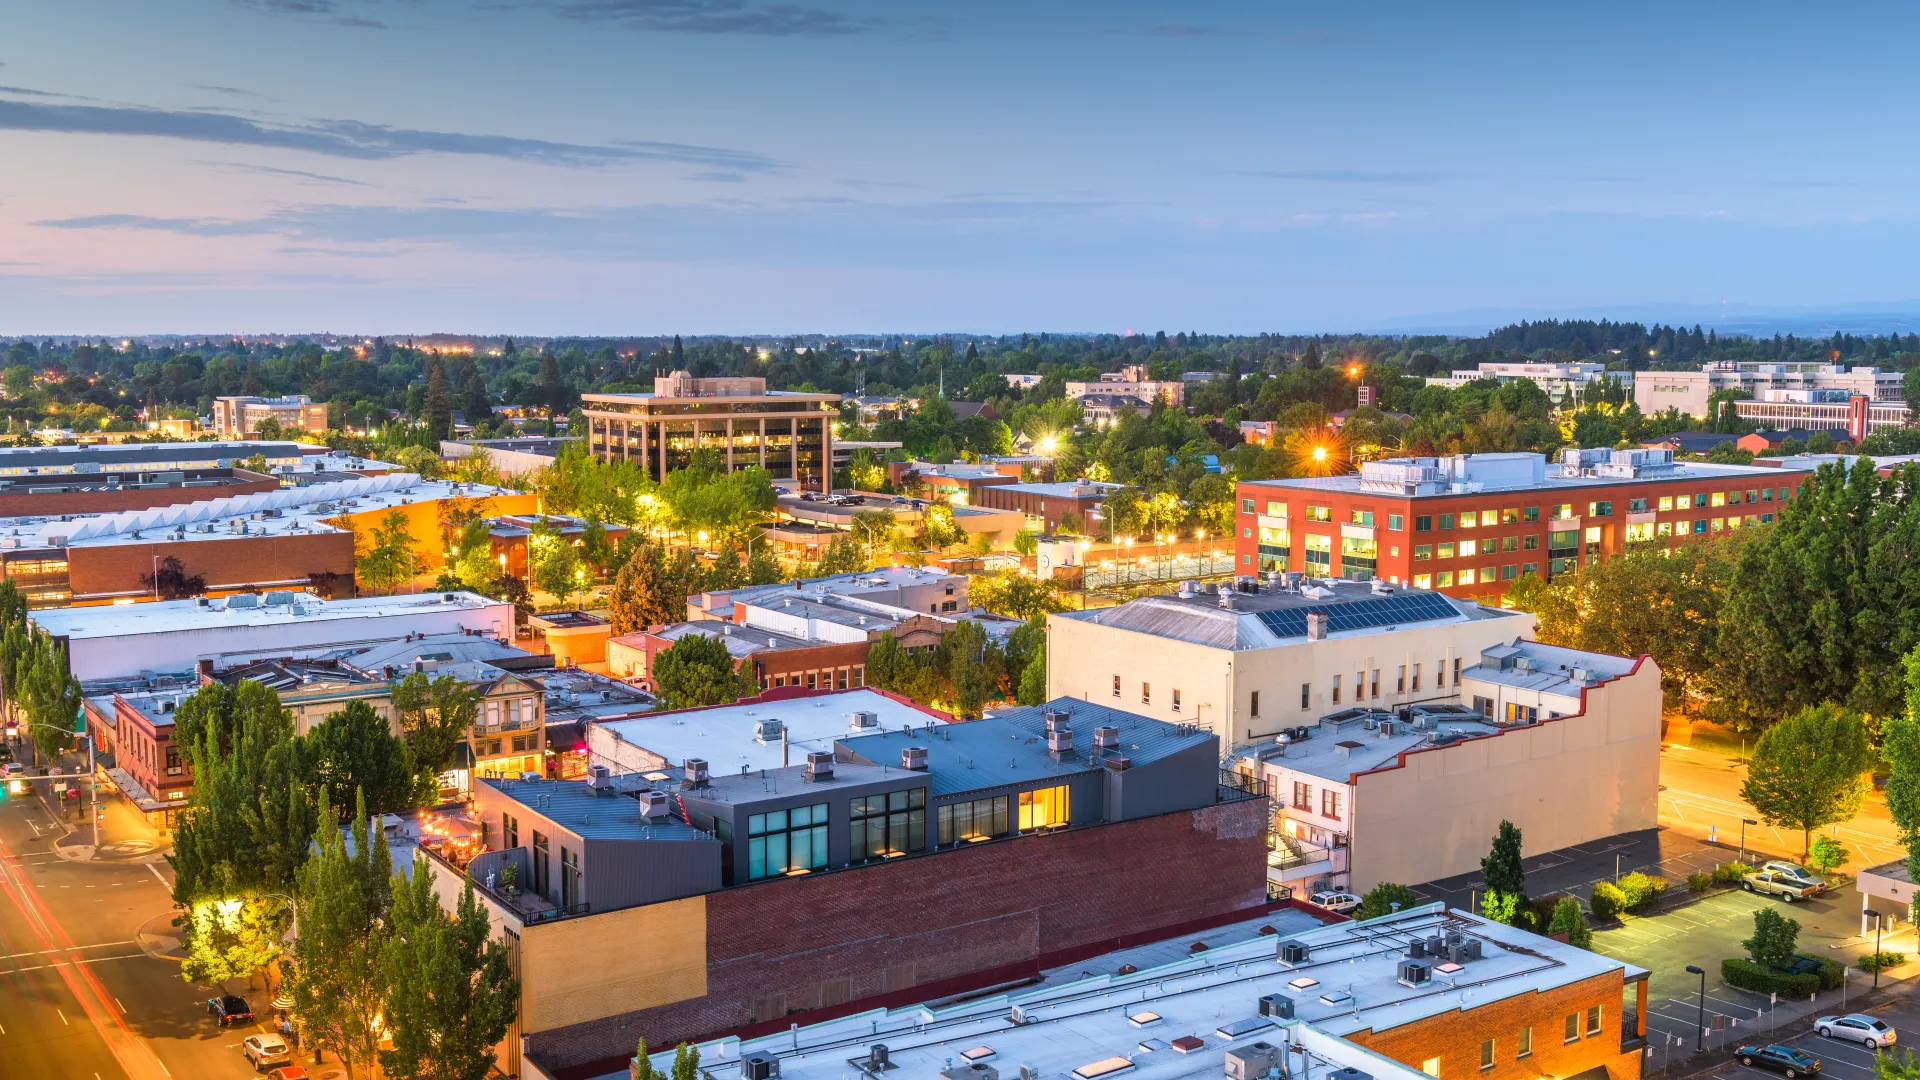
[{"left": 1306, "top": 612, "right": 1329, "bottom": 641}]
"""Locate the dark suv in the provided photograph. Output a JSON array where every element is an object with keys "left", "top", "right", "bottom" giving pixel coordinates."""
[{"left": 207, "top": 994, "right": 254, "bottom": 1026}]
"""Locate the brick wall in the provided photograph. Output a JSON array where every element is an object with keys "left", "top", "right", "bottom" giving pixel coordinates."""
[
  {"left": 66, "top": 531, "right": 356, "bottom": 601},
  {"left": 527, "top": 794, "right": 1270, "bottom": 1075},
  {"left": 1342, "top": 969, "right": 1640, "bottom": 1080}
]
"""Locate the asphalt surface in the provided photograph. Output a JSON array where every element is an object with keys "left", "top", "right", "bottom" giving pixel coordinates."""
[
  {"left": 1658, "top": 743, "right": 1907, "bottom": 872},
  {"left": 0, "top": 773, "right": 273, "bottom": 1080},
  {"left": 1694, "top": 993, "right": 1920, "bottom": 1079}
]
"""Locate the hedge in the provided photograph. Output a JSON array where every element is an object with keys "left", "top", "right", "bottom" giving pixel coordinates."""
[
  {"left": 1618, "top": 872, "right": 1669, "bottom": 912},
  {"left": 1590, "top": 881, "right": 1627, "bottom": 921},
  {"left": 1808, "top": 954, "right": 1844, "bottom": 991},
  {"left": 1721, "top": 957, "right": 1819, "bottom": 997},
  {"left": 1860, "top": 951, "right": 1908, "bottom": 973}
]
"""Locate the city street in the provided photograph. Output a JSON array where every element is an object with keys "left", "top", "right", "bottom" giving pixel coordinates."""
[
  {"left": 0, "top": 775, "right": 267, "bottom": 1080},
  {"left": 1658, "top": 742, "right": 1908, "bottom": 872}
]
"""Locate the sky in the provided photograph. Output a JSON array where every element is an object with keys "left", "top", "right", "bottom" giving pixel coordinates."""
[{"left": 3, "top": 0, "right": 1920, "bottom": 335}]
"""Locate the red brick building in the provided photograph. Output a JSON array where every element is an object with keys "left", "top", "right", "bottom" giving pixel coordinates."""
[
  {"left": 972, "top": 479, "right": 1120, "bottom": 532},
  {"left": 99, "top": 691, "right": 192, "bottom": 806},
  {"left": 1236, "top": 449, "right": 1805, "bottom": 604}
]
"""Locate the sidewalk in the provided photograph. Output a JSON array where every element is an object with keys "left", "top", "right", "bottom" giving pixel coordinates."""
[{"left": 31, "top": 750, "right": 170, "bottom": 864}]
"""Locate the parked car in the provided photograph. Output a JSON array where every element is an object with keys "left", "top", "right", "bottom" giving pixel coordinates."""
[
  {"left": 771, "top": 487, "right": 790, "bottom": 496},
  {"left": 242, "top": 1033, "right": 291, "bottom": 1068},
  {"left": 1762, "top": 861, "right": 1828, "bottom": 889},
  {"left": 2, "top": 761, "right": 22, "bottom": 777},
  {"left": 1816, "top": 1013, "right": 1897, "bottom": 1048},
  {"left": 207, "top": 994, "right": 254, "bottom": 1026},
  {"left": 1743, "top": 869, "right": 1823, "bottom": 902},
  {"left": 1310, "top": 891, "right": 1362, "bottom": 914},
  {"left": 1736, "top": 1044, "right": 1822, "bottom": 1076},
  {"left": 266, "top": 1068, "right": 308, "bottom": 1080}
]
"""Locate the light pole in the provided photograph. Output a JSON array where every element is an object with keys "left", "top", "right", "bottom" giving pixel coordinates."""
[
  {"left": 1740, "top": 817, "right": 1757, "bottom": 867},
  {"left": 1868, "top": 908, "right": 1885, "bottom": 990},
  {"left": 1685, "top": 965, "right": 1706, "bottom": 1051},
  {"left": 20, "top": 721, "right": 98, "bottom": 849}
]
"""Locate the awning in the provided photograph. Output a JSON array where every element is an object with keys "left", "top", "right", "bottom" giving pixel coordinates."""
[{"left": 545, "top": 721, "right": 587, "bottom": 754}]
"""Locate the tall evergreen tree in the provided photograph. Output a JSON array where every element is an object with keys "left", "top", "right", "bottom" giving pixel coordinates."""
[
  {"left": 1480, "top": 820, "right": 1527, "bottom": 926},
  {"left": 289, "top": 788, "right": 392, "bottom": 1076},
  {"left": 379, "top": 856, "right": 518, "bottom": 1080},
  {"left": 462, "top": 369, "right": 492, "bottom": 424},
  {"left": 425, "top": 359, "right": 452, "bottom": 439}
]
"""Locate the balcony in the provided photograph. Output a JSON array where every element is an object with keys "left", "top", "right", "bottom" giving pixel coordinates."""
[{"left": 1266, "top": 835, "right": 1349, "bottom": 885}]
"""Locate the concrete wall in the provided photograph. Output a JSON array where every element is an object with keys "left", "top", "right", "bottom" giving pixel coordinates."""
[
  {"left": 1346, "top": 658, "right": 1661, "bottom": 892},
  {"left": 1045, "top": 609, "right": 1534, "bottom": 746},
  {"left": 520, "top": 895, "right": 709, "bottom": 1033}
]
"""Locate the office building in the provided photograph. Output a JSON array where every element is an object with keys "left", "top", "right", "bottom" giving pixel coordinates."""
[
  {"left": 421, "top": 693, "right": 1266, "bottom": 1076},
  {"left": 972, "top": 478, "right": 1118, "bottom": 531},
  {"left": 1731, "top": 393, "right": 1908, "bottom": 439},
  {"left": 1066, "top": 365, "right": 1185, "bottom": 409},
  {"left": 1229, "top": 637, "right": 1658, "bottom": 893},
  {"left": 1234, "top": 450, "right": 1803, "bottom": 604},
  {"left": 34, "top": 590, "right": 514, "bottom": 682},
  {"left": 891, "top": 459, "right": 1022, "bottom": 504},
  {"left": 211, "top": 394, "right": 330, "bottom": 438},
  {"left": 638, "top": 903, "right": 1646, "bottom": 1080},
  {"left": 1426, "top": 361, "right": 1627, "bottom": 403},
  {"left": 581, "top": 372, "right": 838, "bottom": 488},
  {"left": 1634, "top": 361, "right": 1903, "bottom": 419}
]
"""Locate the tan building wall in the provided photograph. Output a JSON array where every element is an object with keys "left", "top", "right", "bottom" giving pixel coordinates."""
[
  {"left": 1343, "top": 657, "right": 1661, "bottom": 892},
  {"left": 326, "top": 490, "right": 539, "bottom": 575},
  {"left": 1044, "top": 607, "right": 1536, "bottom": 745},
  {"left": 519, "top": 896, "right": 708, "bottom": 1032}
]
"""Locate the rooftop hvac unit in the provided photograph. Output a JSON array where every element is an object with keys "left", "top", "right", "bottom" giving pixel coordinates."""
[
  {"left": 1462, "top": 938, "right": 1483, "bottom": 960},
  {"left": 742, "top": 1053, "right": 780, "bottom": 1080},
  {"left": 683, "top": 758, "right": 710, "bottom": 785},
  {"left": 1044, "top": 707, "right": 1071, "bottom": 729},
  {"left": 1406, "top": 939, "right": 1426, "bottom": 959},
  {"left": 1223, "top": 1042, "right": 1279, "bottom": 1080},
  {"left": 1046, "top": 725, "right": 1074, "bottom": 753},
  {"left": 804, "top": 751, "right": 834, "bottom": 781},
  {"left": 640, "top": 790, "right": 669, "bottom": 820},
  {"left": 939, "top": 1065, "right": 998, "bottom": 1080},
  {"left": 1277, "top": 940, "right": 1310, "bottom": 965},
  {"left": 901, "top": 746, "right": 928, "bottom": 771},
  {"left": 1093, "top": 726, "right": 1119, "bottom": 750},
  {"left": 1396, "top": 959, "right": 1431, "bottom": 987},
  {"left": 753, "top": 718, "right": 785, "bottom": 743},
  {"left": 1423, "top": 935, "right": 1446, "bottom": 956},
  {"left": 1256, "top": 993, "right": 1294, "bottom": 1019},
  {"left": 586, "top": 763, "right": 611, "bottom": 792},
  {"left": 1326, "top": 1071, "right": 1373, "bottom": 1080},
  {"left": 847, "top": 710, "right": 878, "bottom": 730},
  {"left": 1448, "top": 942, "right": 1469, "bottom": 965}
]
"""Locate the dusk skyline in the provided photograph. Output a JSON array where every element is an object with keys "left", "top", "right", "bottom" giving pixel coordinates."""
[{"left": 6, "top": 1, "right": 1919, "bottom": 333}]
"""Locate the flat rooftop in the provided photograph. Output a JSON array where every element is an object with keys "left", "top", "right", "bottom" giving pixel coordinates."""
[
  {"left": 592, "top": 688, "right": 947, "bottom": 775},
  {"left": 32, "top": 590, "right": 507, "bottom": 640},
  {"left": 1054, "top": 580, "right": 1520, "bottom": 651},
  {"left": 1467, "top": 639, "right": 1639, "bottom": 699},
  {"left": 478, "top": 775, "right": 714, "bottom": 841},
  {"left": 632, "top": 904, "right": 1639, "bottom": 1080},
  {"left": 647, "top": 622, "right": 815, "bottom": 658},
  {"left": 1232, "top": 709, "right": 1504, "bottom": 782},
  {"left": 988, "top": 480, "right": 1120, "bottom": 499},
  {"left": 1246, "top": 458, "right": 1787, "bottom": 495},
  {"left": 0, "top": 440, "right": 309, "bottom": 473}
]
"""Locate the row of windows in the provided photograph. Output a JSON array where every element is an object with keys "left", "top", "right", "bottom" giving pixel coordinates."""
[
  {"left": 746, "top": 787, "right": 1068, "bottom": 881},
  {"left": 1289, "top": 781, "right": 1342, "bottom": 820},
  {"left": 1264, "top": 658, "right": 1462, "bottom": 716},
  {"left": 1426, "top": 1007, "right": 1602, "bottom": 1076},
  {"left": 765, "top": 665, "right": 867, "bottom": 691},
  {"left": 1414, "top": 536, "right": 1537, "bottom": 560},
  {"left": 1114, "top": 676, "right": 1185, "bottom": 712},
  {"left": 1414, "top": 565, "right": 1535, "bottom": 589},
  {"left": 1245, "top": 487, "right": 1801, "bottom": 531}
]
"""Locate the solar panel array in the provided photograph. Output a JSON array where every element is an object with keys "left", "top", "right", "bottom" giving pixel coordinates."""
[{"left": 1253, "top": 590, "right": 1461, "bottom": 640}]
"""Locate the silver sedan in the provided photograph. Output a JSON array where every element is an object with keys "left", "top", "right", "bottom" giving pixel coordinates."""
[{"left": 1815, "top": 1013, "right": 1897, "bottom": 1049}]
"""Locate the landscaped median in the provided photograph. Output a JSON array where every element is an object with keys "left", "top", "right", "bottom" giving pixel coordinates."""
[{"left": 1719, "top": 905, "right": 1844, "bottom": 997}]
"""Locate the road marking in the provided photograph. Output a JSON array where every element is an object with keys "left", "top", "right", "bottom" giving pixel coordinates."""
[
  {"left": 144, "top": 862, "right": 166, "bottom": 887},
  {"left": 150, "top": 1047, "right": 169, "bottom": 1077},
  {"left": 114, "top": 997, "right": 123, "bottom": 1012},
  {"left": 57, "top": 1008, "right": 67, "bottom": 1025}
]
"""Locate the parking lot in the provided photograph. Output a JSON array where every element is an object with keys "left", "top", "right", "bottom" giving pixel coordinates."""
[{"left": 1694, "top": 994, "right": 1918, "bottom": 1079}]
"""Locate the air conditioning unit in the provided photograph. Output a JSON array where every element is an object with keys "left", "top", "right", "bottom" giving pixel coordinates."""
[
  {"left": 1277, "top": 940, "right": 1310, "bottom": 965},
  {"left": 804, "top": 751, "right": 834, "bottom": 781},
  {"left": 1093, "top": 726, "right": 1119, "bottom": 750},
  {"left": 640, "top": 791, "right": 669, "bottom": 820},
  {"left": 901, "top": 746, "right": 928, "bottom": 771},
  {"left": 1407, "top": 939, "right": 1426, "bottom": 959},
  {"left": 753, "top": 718, "right": 785, "bottom": 743},
  {"left": 683, "top": 758, "right": 710, "bottom": 785},
  {"left": 1044, "top": 707, "right": 1071, "bottom": 729},
  {"left": 742, "top": 1053, "right": 780, "bottom": 1080},
  {"left": 939, "top": 1065, "right": 997, "bottom": 1080},
  {"left": 1397, "top": 959, "right": 1431, "bottom": 987},
  {"left": 847, "top": 710, "right": 878, "bottom": 730},
  {"left": 1327, "top": 1070, "right": 1372, "bottom": 1080},
  {"left": 1046, "top": 725, "right": 1073, "bottom": 753},
  {"left": 1256, "top": 993, "right": 1294, "bottom": 1019},
  {"left": 586, "top": 763, "right": 611, "bottom": 792},
  {"left": 1223, "top": 1042, "right": 1279, "bottom": 1080}
]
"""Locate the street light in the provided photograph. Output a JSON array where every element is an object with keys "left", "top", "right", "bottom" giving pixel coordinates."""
[
  {"left": 1684, "top": 965, "right": 1706, "bottom": 1050},
  {"left": 1740, "top": 817, "right": 1757, "bottom": 867},
  {"left": 1868, "top": 908, "right": 1886, "bottom": 990},
  {"left": 18, "top": 721, "right": 99, "bottom": 850}
]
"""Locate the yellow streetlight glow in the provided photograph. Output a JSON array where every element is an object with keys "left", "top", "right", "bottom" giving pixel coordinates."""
[
  {"left": 1038, "top": 436, "right": 1056, "bottom": 455},
  {"left": 1311, "top": 445, "right": 1329, "bottom": 463}
]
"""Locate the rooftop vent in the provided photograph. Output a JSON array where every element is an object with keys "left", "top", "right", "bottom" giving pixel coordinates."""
[{"left": 804, "top": 750, "right": 834, "bottom": 781}]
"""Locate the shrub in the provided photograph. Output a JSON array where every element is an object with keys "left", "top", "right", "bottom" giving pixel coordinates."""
[
  {"left": 1721, "top": 957, "right": 1819, "bottom": 997},
  {"left": 1590, "top": 881, "right": 1627, "bottom": 921},
  {"left": 1803, "top": 954, "right": 1845, "bottom": 990},
  {"left": 1686, "top": 871, "right": 1713, "bottom": 893},
  {"left": 1617, "top": 872, "right": 1670, "bottom": 912},
  {"left": 1859, "top": 951, "right": 1907, "bottom": 973},
  {"left": 1353, "top": 882, "right": 1419, "bottom": 922},
  {"left": 1712, "top": 861, "right": 1754, "bottom": 884},
  {"left": 1546, "top": 896, "right": 1592, "bottom": 949},
  {"left": 1809, "top": 835, "right": 1850, "bottom": 875}
]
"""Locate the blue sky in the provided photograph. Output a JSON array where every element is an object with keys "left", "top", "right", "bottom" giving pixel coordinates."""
[{"left": 2, "top": 1, "right": 1917, "bottom": 334}]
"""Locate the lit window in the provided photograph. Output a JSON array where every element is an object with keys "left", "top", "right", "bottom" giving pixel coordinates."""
[
  {"left": 1459, "top": 569, "right": 1476, "bottom": 585},
  {"left": 1584, "top": 526, "right": 1601, "bottom": 544},
  {"left": 1481, "top": 510, "right": 1498, "bottom": 526},
  {"left": 1422, "top": 1059, "right": 1440, "bottom": 1077},
  {"left": 1459, "top": 539, "right": 1478, "bottom": 558},
  {"left": 1501, "top": 508, "right": 1519, "bottom": 525},
  {"left": 1480, "top": 1040, "right": 1494, "bottom": 1070},
  {"left": 1171, "top": 688, "right": 1182, "bottom": 712},
  {"left": 1517, "top": 1026, "right": 1532, "bottom": 1057},
  {"left": 1017, "top": 786, "right": 1069, "bottom": 830},
  {"left": 1331, "top": 675, "right": 1341, "bottom": 703},
  {"left": 1436, "top": 571, "right": 1453, "bottom": 587},
  {"left": 1112, "top": 675, "right": 1120, "bottom": 697},
  {"left": 1141, "top": 682, "right": 1151, "bottom": 704},
  {"left": 1413, "top": 574, "right": 1432, "bottom": 589},
  {"left": 1414, "top": 544, "right": 1432, "bottom": 561},
  {"left": 1711, "top": 491, "right": 1726, "bottom": 507},
  {"left": 1439, "top": 542, "right": 1456, "bottom": 559},
  {"left": 1658, "top": 496, "right": 1674, "bottom": 511}
]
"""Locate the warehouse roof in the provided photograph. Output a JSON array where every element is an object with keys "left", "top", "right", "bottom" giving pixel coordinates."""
[
  {"left": 0, "top": 440, "right": 309, "bottom": 473},
  {"left": 593, "top": 688, "right": 946, "bottom": 774},
  {"left": 32, "top": 590, "right": 506, "bottom": 640},
  {"left": 1053, "top": 580, "right": 1517, "bottom": 651}
]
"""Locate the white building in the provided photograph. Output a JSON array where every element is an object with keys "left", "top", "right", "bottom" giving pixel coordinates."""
[
  {"left": 1425, "top": 361, "right": 1627, "bottom": 404},
  {"left": 586, "top": 687, "right": 949, "bottom": 776},
  {"left": 1635, "top": 362, "right": 1904, "bottom": 418},
  {"left": 32, "top": 590, "right": 515, "bottom": 682}
]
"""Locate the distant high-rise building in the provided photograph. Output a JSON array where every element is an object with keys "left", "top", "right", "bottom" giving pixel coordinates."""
[{"left": 580, "top": 371, "right": 838, "bottom": 489}]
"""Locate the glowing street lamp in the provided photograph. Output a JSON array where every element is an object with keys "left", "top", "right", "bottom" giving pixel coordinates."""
[{"left": 1037, "top": 436, "right": 1057, "bottom": 455}]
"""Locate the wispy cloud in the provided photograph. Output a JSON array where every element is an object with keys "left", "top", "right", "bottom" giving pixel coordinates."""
[
  {"left": 231, "top": 0, "right": 387, "bottom": 29},
  {"left": 0, "top": 92, "right": 782, "bottom": 169},
  {"left": 195, "top": 85, "right": 265, "bottom": 98},
  {"left": 1146, "top": 22, "right": 1228, "bottom": 38},
  {"left": 1242, "top": 167, "right": 1440, "bottom": 185},
  {"left": 689, "top": 171, "right": 746, "bottom": 183},
  {"left": 546, "top": 0, "right": 874, "bottom": 35},
  {"left": 197, "top": 160, "right": 367, "bottom": 185}
]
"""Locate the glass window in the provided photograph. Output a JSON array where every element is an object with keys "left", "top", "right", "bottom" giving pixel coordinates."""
[
  {"left": 1523, "top": 507, "right": 1539, "bottom": 522},
  {"left": 1251, "top": 691, "right": 1260, "bottom": 717},
  {"left": 1141, "top": 682, "right": 1151, "bottom": 704},
  {"left": 1480, "top": 1040, "right": 1494, "bottom": 1070},
  {"left": 1436, "top": 571, "right": 1454, "bottom": 587},
  {"left": 1584, "top": 526, "right": 1602, "bottom": 544},
  {"left": 1693, "top": 492, "right": 1710, "bottom": 508},
  {"left": 1438, "top": 542, "right": 1455, "bottom": 559},
  {"left": 1266, "top": 501, "right": 1287, "bottom": 517},
  {"left": 1588, "top": 501, "right": 1612, "bottom": 517},
  {"left": 1350, "top": 509, "right": 1374, "bottom": 526},
  {"left": 1554, "top": 503, "right": 1573, "bottom": 519},
  {"left": 1321, "top": 789, "right": 1341, "bottom": 819},
  {"left": 1459, "top": 539, "right": 1478, "bottom": 557},
  {"left": 1710, "top": 491, "right": 1725, "bottom": 507},
  {"left": 1422, "top": 1059, "right": 1439, "bottom": 1078},
  {"left": 1564, "top": 1013, "right": 1579, "bottom": 1042},
  {"left": 1413, "top": 574, "right": 1432, "bottom": 589},
  {"left": 1388, "top": 514, "right": 1404, "bottom": 531},
  {"left": 1242, "top": 498, "right": 1255, "bottom": 514},
  {"left": 1761, "top": 488, "right": 1773, "bottom": 502},
  {"left": 1438, "top": 513, "right": 1454, "bottom": 530},
  {"left": 1517, "top": 1027, "right": 1532, "bottom": 1057},
  {"left": 1523, "top": 534, "right": 1539, "bottom": 550},
  {"left": 1292, "top": 781, "right": 1312, "bottom": 809},
  {"left": 1499, "top": 535, "right": 1517, "bottom": 552},
  {"left": 1414, "top": 515, "right": 1433, "bottom": 532},
  {"left": 1112, "top": 675, "right": 1120, "bottom": 697},
  {"left": 1693, "top": 519, "right": 1708, "bottom": 534},
  {"left": 1457, "top": 511, "right": 1475, "bottom": 530},
  {"left": 1306, "top": 505, "right": 1332, "bottom": 522},
  {"left": 1301, "top": 683, "right": 1309, "bottom": 709},
  {"left": 1414, "top": 544, "right": 1432, "bottom": 561},
  {"left": 937, "top": 795, "right": 1009, "bottom": 845},
  {"left": 1501, "top": 508, "right": 1519, "bottom": 525},
  {"left": 1481, "top": 510, "right": 1499, "bottom": 526},
  {"left": 1658, "top": 495, "right": 1674, "bottom": 511},
  {"left": 1500, "top": 564, "right": 1517, "bottom": 580},
  {"left": 1522, "top": 562, "right": 1538, "bottom": 576},
  {"left": 748, "top": 801, "right": 830, "bottom": 879},
  {"left": 1628, "top": 498, "right": 1647, "bottom": 513},
  {"left": 1586, "top": 1006, "right": 1601, "bottom": 1036},
  {"left": 1017, "top": 786, "right": 1069, "bottom": 830},
  {"left": 1459, "top": 569, "right": 1476, "bottom": 585},
  {"left": 1331, "top": 674, "right": 1341, "bottom": 703},
  {"left": 852, "top": 788, "right": 926, "bottom": 860}
]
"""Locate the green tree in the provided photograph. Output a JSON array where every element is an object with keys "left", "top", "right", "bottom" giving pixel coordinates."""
[
  {"left": 1741, "top": 702, "right": 1875, "bottom": 857},
  {"left": 970, "top": 570, "right": 1069, "bottom": 620},
  {"left": 528, "top": 521, "right": 584, "bottom": 606},
  {"left": 1479, "top": 820, "right": 1527, "bottom": 926},
  {"left": 939, "top": 619, "right": 1002, "bottom": 719},
  {"left": 1012, "top": 528, "right": 1039, "bottom": 556},
  {"left": 1017, "top": 652, "right": 1047, "bottom": 706},
  {"left": 379, "top": 855, "right": 518, "bottom": 1080},
  {"left": 1887, "top": 648, "right": 1920, "bottom": 883},
  {"left": 1808, "top": 834, "right": 1849, "bottom": 875},
  {"left": 181, "top": 893, "right": 290, "bottom": 988},
  {"left": 1546, "top": 896, "right": 1592, "bottom": 949},
  {"left": 1499, "top": 571, "right": 1549, "bottom": 613},
  {"left": 462, "top": 369, "right": 492, "bottom": 425},
  {"left": 424, "top": 358, "right": 452, "bottom": 440},
  {"left": 608, "top": 543, "right": 680, "bottom": 634},
  {"left": 1532, "top": 537, "right": 1730, "bottom": 702},
  {"left": 1353, "top": 882, "right": 1418, "bottom": 921},
  {"left": 288, "top": 788, "right": 392, "bottom": 1077},
  {"left": 357, "top": 508, "right": 422, "bottom": 594},
  {"left": 814, "top": 534, "right": 866, "bottom": 575},
  {"left": 306, "top": 701, "right": 419, "bottom": 817},
  {"left": 391, "top": 673, "right": 478, "bottom": 794},
  {"left": 1742, "top": 905, "right": 1801, "bottom": 969},
  {"left": 671, "top": 1042, "right": 701, "bottom": 1080},
  {"left": 651, "top": 633, "right": 754, "bottom": 710},
  {"left": 919, "top": 503, "right": 964, "bottom": 550}
]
